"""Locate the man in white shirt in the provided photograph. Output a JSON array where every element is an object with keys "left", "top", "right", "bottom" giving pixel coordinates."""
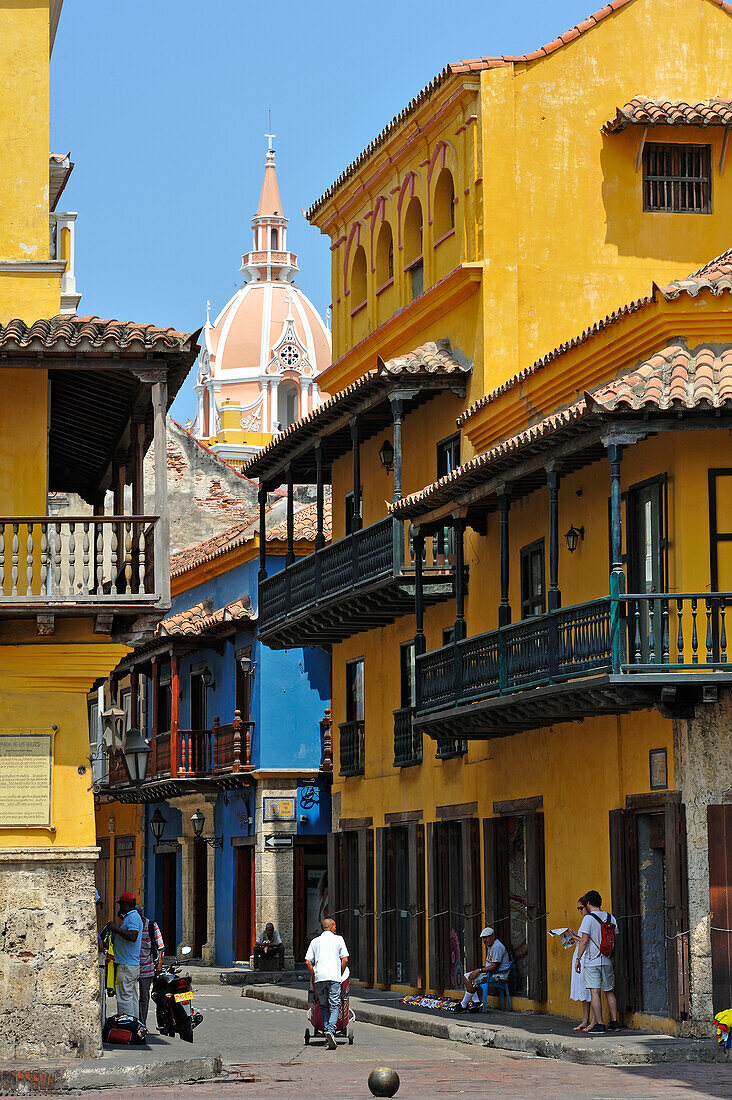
[
  {"left": 305, "top": 918, "right": 349, "bottom": 1049},
  {"left": 455, "top": 926, "right": 511, "bottom": 1012},
  {"left": 575, "top": 889, "right": 620, "bottom": 1033}
]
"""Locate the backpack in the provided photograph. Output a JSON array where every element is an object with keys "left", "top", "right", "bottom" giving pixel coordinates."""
[
  {"left": 591, "top": 912, "right": 616, "bottom": 958},
  {"left": 102, "top": 1013, "right": 148, "bottom": 1045}
]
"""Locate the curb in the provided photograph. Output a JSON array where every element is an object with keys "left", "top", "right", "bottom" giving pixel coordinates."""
[
  {"left": 0, "top": 1055, "right": 222, "bottom": 1094},
  {"left": 243, "top": 986, "right": 728, "bottom": 1066}
]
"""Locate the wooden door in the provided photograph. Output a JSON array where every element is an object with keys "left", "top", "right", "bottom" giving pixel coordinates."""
[
  {"left": 708, "top": 804, "right": 732, "bottom": 1014},
  {"left": 193, "top": 838, "right": 208, "bottom": 957},
  {"left": 234, "top": 845, "right": 255, "bottom": 961},
  {"left": 160, "top": 851, "right": 177, "bottom": 952},
  {"left": 609, "top": 808, "right": 642, "bottom": 1013},
  {"left": 114, "top": 835, "right": 135, "bottom": 900}
]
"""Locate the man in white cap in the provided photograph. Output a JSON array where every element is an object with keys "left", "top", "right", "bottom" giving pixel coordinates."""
[{"left": 454, "top": 926, "right": 511, "bottom": 1013}]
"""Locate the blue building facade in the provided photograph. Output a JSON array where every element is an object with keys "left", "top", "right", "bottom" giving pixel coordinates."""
[{"left": 111, "top": 522, "right": 331, "bottom": 968}]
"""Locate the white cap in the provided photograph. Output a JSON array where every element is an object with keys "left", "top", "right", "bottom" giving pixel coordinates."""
[{"left": 480, "top": 926, "right": 494, "bottom": 938}]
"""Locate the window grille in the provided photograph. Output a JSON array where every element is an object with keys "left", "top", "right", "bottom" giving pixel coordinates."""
[{"left": 643, "top": 143, "right": 711, "bottom": 213}]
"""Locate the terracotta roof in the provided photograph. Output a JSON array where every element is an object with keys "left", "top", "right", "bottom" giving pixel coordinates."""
[
  {"left": 267, "top": 499, "right": 333, "bottom": 543},
  {"left": 0, "top": 315, "right": 196, "bottom": 356},
  {"left": 157, "top": 597, "right": 256, "bottom": 638},
  {"left": 603, "top": 96, "right": 732, "bottom": 133},
  {"left": 395, "top": 340, "right": 732, "bottom": 518},
  {"left": 243, "top": 339, "right": 470, "bottom": 480},
  {"left": 458, "top": 245, "right": 732, "bottom": 427},
  {"left": 170, "top": 520, "right": 256, "bottom": 578},
  {"left": 307, "top": 0, "right": 665, "bottom": 219}
]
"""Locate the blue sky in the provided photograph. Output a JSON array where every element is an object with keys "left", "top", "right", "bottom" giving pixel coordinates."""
[{"left": 50, "top": 0, "right": 598, "bottom": 420}]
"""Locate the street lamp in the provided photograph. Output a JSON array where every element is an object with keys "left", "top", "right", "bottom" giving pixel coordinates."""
[
  {"left": 190, "top": 808, "right": 223, "bottom": 849},
  {"left": 564, "top": 524, "right": 585, "bottom": 554},
  {"left": 379, "top": 438, "right": 394, "bottom": 474},
  {"left": 121, "top": 727, "right": 151, "bottom": 785},
  {"left": 201, "top": 668, "right": 215, "bottom": 689},
  {"left": 150, "top": 807, "right": 167, "bottom": 843}
]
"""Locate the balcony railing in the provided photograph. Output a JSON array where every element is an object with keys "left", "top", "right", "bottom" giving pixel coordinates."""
[
  {"left": 435, "top": 736, "right": 468, "bottom": 759},
  {"left": 339, "top": 719, "right": 365, "bottom": 777},
  {"left": 416, "top": 593, "right": 732, "bottom": 718},
  {"left": 259, "top": 515, "right": 455, "bottom": 644},
  {"left": 0, "top": 516, "right": 158, "bottom": 605},
  {"left": 211, "top": 714, "right": 254, "bottom": 774},
  {"left": 393, "top": 706, "right": 422, "bottom": 767}
]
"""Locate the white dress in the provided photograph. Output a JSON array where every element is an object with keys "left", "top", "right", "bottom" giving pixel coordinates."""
[{"left": 570, "top": 941, "right": 590, "bottom": 1002}]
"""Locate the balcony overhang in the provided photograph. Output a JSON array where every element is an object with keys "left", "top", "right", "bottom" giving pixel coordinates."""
[
  {"left": 243, "top": 338, "right": 471, "bottom": 487},
  {"left": 99, "top": 772, "right": 256, "bottom": 804},
  {"left": 415, "top": 673, "right": 724, "bottom": 739}
]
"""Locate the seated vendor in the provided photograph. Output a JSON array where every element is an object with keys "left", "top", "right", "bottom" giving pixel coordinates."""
[
  {"left": 454, "top": 926, "right": 511, "bottom": 1013},
  {"left": 254, "top": 923, "right": 284, "bottom": 968}
]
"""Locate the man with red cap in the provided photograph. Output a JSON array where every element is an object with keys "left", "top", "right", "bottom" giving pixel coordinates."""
[{"left": 107, "top": 892, "right": 144, "bottom": 1019}]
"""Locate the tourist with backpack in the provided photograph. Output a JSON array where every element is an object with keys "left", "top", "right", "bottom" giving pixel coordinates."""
[
  {"left": 137, "top": 906, "right": 165, "bottom": 1027},
  {"left": 574, "top": 889, "right": 621, "bottom": 1033}
]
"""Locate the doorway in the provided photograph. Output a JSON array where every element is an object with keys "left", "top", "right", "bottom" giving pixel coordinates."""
[
  {"left": 193, "top": 838, "right": 208, "bottom": 958},
  {"left": 234, "top": 844, "right": 255, "bottom": 962},
  {"left": 159, "top": 850, "right": 178, "bottom": 953},
  {"left": 377, "top": 824, "right": 425, "bottom": 989},
  {"left": 114, "top": 835, "right": 135, "bottom": 900},
  {"left": 428, "top": 818, "right": 481, "bottom": 991},
  {"left": 626, "top": 476, "right": 667, "bottom": 661},
  {"left": 293, "top": 840, "right": 327, "bottom": 963}
]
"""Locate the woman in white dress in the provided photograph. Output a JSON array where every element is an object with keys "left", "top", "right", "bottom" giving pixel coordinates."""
[{"left": 570, "top": 895, "right": 594, "bottom": 1031}]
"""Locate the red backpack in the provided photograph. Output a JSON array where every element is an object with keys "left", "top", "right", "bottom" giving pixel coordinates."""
[{"left": 591, "top": 912, "right": 616, "bottom": 958}]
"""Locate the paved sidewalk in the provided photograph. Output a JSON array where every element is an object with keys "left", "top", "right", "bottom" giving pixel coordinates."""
[{"left": 244, "top": 983, "right": 728, "bottom": 1066}]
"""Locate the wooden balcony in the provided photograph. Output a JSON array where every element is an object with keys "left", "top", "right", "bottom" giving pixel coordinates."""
[
  {"left": 415, "top": 593, "right": 732, "bottom": 739},
  {"left": 259, "top": 516, "right": 455, "bottom": 648},
  {"left": 393, "top": 706, "right": 422, "bottom": 767},
  {"left": 339, "top": 719, "right": 365, "bottom": 777},
  {"left": 0, "top": 515, "right": 160, "bottom": 629}
]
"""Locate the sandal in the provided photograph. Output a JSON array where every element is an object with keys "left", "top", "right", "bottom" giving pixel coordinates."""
[{"left": 584, "top": 1024, "right": 606, "bottom": 1034}]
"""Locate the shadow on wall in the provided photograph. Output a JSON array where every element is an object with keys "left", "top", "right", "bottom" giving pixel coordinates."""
[
  {"left": 302, "top": 647, "right": 330, "bottom": 701},
  {"left": 600, "top": 131, "right": 725, "bottom": 268}
]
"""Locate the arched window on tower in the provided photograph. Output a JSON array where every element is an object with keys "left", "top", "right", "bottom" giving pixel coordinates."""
[
  {"left": 270, "top": 228, "right": 279, "bottom": 250},
  {"left": 403, "top": 196, "right": 423, "bottom": 298},
  {"left": 376, "top": 221, "right": 394, "bottom": 287},
  {"left": 350, "top": 245, "right": 367, "bottom": 309},
  {"left": 278, "top": 381, "right": 299, "bottom": 429},
  {"left": 433, "top": 168, "right": 455, "bottom": 239}
]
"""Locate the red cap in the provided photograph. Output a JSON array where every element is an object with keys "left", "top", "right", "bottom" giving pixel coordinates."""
[{"left": 117, "top": 892, "right": 136, "bottom": 905}]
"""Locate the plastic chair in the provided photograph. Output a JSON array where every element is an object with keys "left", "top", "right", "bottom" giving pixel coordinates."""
[{"left": 481, "top": 960, "right": 514, "bottom": 1012}]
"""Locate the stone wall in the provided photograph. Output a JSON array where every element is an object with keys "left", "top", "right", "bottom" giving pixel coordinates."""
[
  {"left": 674, "top": 688, "right": 732, "bottom": 1035},
  {"left": 0, "top": 848, "right": 101, "bottom": 1059},
  {"left": 254, "top": 777, "right": 298, "bottom": 968}
]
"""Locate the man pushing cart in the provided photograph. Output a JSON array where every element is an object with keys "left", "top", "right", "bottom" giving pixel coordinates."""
[{"left": 305, "top": 918, "right": 354, "bottom": 1048}]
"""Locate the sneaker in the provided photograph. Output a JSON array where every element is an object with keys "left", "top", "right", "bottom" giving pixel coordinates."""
[
  {"left": 607, "top": 1020, "right": 622, "bottom": 1031},
  {"left": 468, "top": 1002, "right": 483, "bottom": 1013},
  {"left": 585, "top": 1024, "right": 606, "bottom": 1034},
  {"left": 326, "top": 1032, "right": 337, "bottom": 1049},
  {"left": 453, "top": 1004, "right": 467, "bottom": 1013}
]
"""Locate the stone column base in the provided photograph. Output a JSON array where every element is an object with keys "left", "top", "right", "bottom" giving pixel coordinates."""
[{"left": 0, "top": 847, "right": 101, "bottom": 1060}]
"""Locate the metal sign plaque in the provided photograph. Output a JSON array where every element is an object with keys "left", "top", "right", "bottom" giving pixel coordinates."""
[
  {"left": 264, "top": 834, "right": 293, "bottom": 851},
  {"left": 263, "top": 797, "right": 295, "bottom": 822},
  {"left": 0, "top": 732, "right": 53, "bottom": 827}
]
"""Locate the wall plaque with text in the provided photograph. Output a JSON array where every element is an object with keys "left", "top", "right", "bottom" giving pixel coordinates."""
[{"left": 0, "top": 732, "right": 53, "bottom": 827}]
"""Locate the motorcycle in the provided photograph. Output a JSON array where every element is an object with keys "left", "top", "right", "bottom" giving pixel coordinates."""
[{"left": 151, "top": 946, "right": 203, "bottom": 1043}]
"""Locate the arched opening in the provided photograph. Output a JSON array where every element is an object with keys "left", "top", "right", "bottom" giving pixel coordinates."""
[
  {"left": 375, "top": 221, "right": 394, "bottom": 287},
  {"left": 350, "top": 245, "right": 367, "bottom": 308},
  {"left": 433, "top": 168, "right": 455, "bottom": 239},
  {"left": 403, "top": 196, "right": 423, "bottom": 266},
  {"left": 270, "top": 227, "right": 279, "bottom": 250},
  {"left": 277, "top": 381, "right": 299, "bottom": 429}
]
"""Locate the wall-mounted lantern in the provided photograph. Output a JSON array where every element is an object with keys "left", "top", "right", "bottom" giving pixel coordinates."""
[
  {"left": 150, "top": 807, "right": 167, "bottom": 843},
  {"left": 564, "top": 524, "right": 585, "bottom": 554},
  {"left": 201, "top": 667, "right": 215, "bottom": 689},
  {"left": 379, "top": 438, "right": 394, "bottom": 474},
  {"left": 191, "top": 807, "right": 223, "bottom": 849},
  {"left": 121, "top": 727, "right": 151, "bottom": 785}
]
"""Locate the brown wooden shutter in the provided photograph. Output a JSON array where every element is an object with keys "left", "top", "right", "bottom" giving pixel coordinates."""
[
  {"left": 407, "top": 822, "right": 426, "bottom": 990},
  {"left": 707, "top": 804, "right": 732, "bottom": 1014},
  {"left": 483, "top": 816, "right": 511, "bottom": 949},
  {"left": 461, "top": 817, "right": 482, "bottom": 972},
  {"left": 426, "top": 821, "right": 439, "bottom": 990},
  {"left": 525, "top": 811, "right": 547, "bottom": 1003},
  {"left": 665, "top": 801, "right": 689, "bottom": 1020},
  {"left": 375, "top": 827, "right": 387, "bottom": 987},
  {"left": 357, "top": 826, "right": 374, "bottom": 985},
  {"left": 609, "top": 808, "right": 641, "bottom": 1013}
]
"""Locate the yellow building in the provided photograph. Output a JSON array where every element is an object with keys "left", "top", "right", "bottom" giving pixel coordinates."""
[
  {"left": 0, "top": 0, "right": 198, "bottom": 1059},
  {"left": 245, "top": 0, "right": 732, "bottom": 1037}
]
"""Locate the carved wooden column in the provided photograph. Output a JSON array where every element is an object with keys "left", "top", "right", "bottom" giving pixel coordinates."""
[
  {"left": 608, "top": 443, "right": 625, "bottom": 672},
  {"left": 286, "top": 466, "right": 295, "bottom": 567},
  {"left": 453, "top": 518, "right": 467, "bottom": 641},
  {"left": 258, "top": 485, "right": 267, "bottom": 583},
  {"left": 547, "top": 467, "right": 561, "bottom": 611},
  {"left": 498, "top": 492, "right": 511, "bottom": 627},
  {"left": 170, "top": 652, "right": 180, "bottom": 778},
  {"left": 350, "top": 416, "right": 362, "bottom": 532},
  {"left": 315, "top": 444, "right": 325, "bottom": 551},
  {"left": 413, "top": 529, "right": 426, "bottom": 658},
  {"left": 133, "top": 370, "right": 171, "bottom": 606}
]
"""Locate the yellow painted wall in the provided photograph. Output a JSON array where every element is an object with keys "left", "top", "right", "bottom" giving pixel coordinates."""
[
  {"left": 94, "top": 802, "right": 145, "bottom": 920},
  {"left": 0, "top": 369, "right": 48, "bottom": 516}
]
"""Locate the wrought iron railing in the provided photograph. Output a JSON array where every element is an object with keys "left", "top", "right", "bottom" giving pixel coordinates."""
[
  {"left": 416, "top": 593, "right": 732, "bottom": 714},
  {"left": 339, "top": 719, "right": 365, "bottom": 777},
  {"left": 259, "top": 516, "right": 452, "bottom": 626},
  {"left": 435, "top": 736, "right": 468, "bottom": 759},
  {"left": 0, "top": 516, "right": 158, "bottom": 603},
  {"left": 393, "top": 706, "right": 422, "bottom": 767}
]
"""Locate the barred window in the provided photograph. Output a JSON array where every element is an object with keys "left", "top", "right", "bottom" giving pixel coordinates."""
[{"left": 643, "top": 143, "right": 711, "bottom": 213}]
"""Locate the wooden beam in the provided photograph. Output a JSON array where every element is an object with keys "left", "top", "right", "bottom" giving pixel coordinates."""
[{"left": 635, "top": 125, "right": 648, "bottom": 173}]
